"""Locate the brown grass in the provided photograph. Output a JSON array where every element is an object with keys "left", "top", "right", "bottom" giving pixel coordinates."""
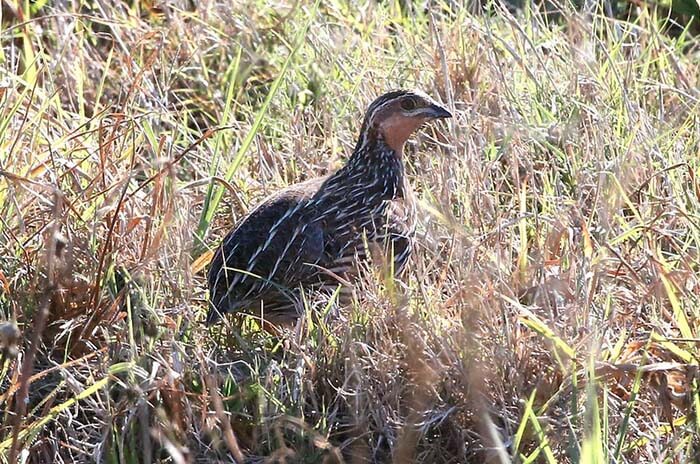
[{"left": 1, "top": 0, "right": 699, "bottom": 462}]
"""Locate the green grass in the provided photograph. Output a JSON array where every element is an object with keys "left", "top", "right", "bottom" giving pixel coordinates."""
[{"left": 1, "top": 0, "right": 700, "bottom": 462}]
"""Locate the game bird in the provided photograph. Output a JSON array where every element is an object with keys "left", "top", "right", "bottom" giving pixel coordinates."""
[{"left": 207, "top": 90, "right": 452, "bottom": 325}]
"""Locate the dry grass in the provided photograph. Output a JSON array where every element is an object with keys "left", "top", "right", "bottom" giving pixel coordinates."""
[{"left": 1, "top": 0, "right": 700, "bottom": 462}]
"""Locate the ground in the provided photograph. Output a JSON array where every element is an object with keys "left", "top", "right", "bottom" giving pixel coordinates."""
[{"left": 1, "top": 0, "right": 699, "bottom": 463}]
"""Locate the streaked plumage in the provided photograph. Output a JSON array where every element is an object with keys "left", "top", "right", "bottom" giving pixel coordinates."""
[{"left": 207, "top": 90, "right": 451, "bottom": 325}]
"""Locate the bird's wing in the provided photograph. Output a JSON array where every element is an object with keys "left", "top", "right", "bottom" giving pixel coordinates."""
[{"left": 207, "top": 178, "right": 327, "bottom": 321}]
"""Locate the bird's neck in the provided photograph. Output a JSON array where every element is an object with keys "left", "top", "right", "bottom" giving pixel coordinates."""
[{"left": 343, "top": 138, "right": 406, "bottom": 197}]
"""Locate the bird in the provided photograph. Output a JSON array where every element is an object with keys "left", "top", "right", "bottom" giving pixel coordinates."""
[{"left": 207, "top": 90, "right": 452, "bottom": 326}]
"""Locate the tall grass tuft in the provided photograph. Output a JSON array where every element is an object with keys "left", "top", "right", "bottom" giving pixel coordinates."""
[{"left": 0, "top": 0, "right": 699, "bottom": 462}]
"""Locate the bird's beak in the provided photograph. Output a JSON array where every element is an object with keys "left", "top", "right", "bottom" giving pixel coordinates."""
[{"left": 426, "top": 103, "right": 452, "bottom": 119}]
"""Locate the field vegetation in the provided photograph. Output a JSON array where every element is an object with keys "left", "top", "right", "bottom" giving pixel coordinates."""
[{"left": 1, "top": 0, "right": 699, "bottom": 462}]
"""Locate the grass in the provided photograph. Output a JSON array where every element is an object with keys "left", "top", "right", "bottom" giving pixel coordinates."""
[{"left": 1, "top": 0, "right": 699, "bottom": 462}]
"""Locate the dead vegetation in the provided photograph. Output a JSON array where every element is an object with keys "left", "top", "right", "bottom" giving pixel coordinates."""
[{"left": 1, "top": 0, "right": 699, "bottom": 462}]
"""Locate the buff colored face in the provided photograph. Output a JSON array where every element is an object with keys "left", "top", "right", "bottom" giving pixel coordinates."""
[{"left": 373, "top": 94, "right": 452, "bottom": 153}]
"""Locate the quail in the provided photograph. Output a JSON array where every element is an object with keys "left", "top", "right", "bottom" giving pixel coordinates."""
[{"left": 207, "top": 90, "right": 452, "bottom": 325}]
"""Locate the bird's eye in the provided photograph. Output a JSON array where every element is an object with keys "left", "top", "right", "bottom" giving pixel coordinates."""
[{"left": 400, "top": 98, "right": 418, "bottom": 111}]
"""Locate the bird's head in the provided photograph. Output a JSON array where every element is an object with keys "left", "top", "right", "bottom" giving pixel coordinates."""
[{"left": 358, "top": 90, "right": 452, "bottom": 154}]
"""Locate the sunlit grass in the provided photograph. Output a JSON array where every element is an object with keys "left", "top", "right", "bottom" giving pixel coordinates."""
[{"left": 1, "top": 0, "right": 699, "bottom": 462}]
